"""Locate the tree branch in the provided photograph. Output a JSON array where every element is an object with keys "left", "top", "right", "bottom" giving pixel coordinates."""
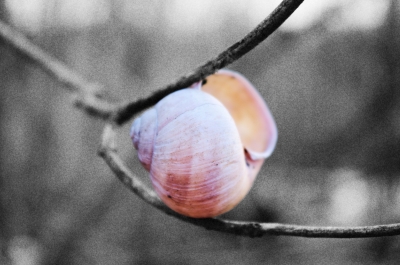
[
  {"left": 0, "top": 20, "right": 116, "bottom": 120},
  {"left": 0, "top": 0, "right": 304, "bottom": 124},
  {"left": 98, "top": 124, "right": 400, "bottom": 238},
  {"left": 112, "top": 0, "right": 305, "bottom": 125},
  {"left": 5, "top": 0, "right": 400, "bottom": 239}
]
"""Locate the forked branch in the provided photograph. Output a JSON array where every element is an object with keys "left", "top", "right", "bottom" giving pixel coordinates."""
[
  {"left": 0, "top": 20, "right": 116, "bottom": 120},
  {"left": 3, "top": 0, "right": 400, "bottom": 238}
]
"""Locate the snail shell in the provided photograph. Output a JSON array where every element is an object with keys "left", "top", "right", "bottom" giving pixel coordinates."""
[{"left": 131, "top": 70, "right": 277, "bottom": 218}]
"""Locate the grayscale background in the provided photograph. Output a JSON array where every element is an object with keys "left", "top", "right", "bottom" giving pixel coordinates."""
[{"left": 0, "top": 0, "right": 399, "bottom": 264}]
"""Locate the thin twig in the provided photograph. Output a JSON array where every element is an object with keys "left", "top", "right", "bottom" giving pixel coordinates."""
[
  {"left": 0, "top": 20, "right": 116, "bottom": 120},
  {"left": 5, "top": 0, "right": 400, "bottom": 239},
  {"left": 113, "top": 0, "right": 305, "bottom": 125},
  {"left": 98, "top": 124, "right": 400, "bottom": 238}
]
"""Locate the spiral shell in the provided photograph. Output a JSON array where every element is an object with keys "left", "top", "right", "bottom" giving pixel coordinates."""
[{"left": 131, "top": 70, "right": 277, "bottom": 218}]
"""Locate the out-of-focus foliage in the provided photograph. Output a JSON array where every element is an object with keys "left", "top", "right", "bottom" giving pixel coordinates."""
[{"left": 1, "top": 1, "right": 400, "bottom": 264}]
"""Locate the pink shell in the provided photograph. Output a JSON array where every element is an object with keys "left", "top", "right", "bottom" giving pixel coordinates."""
[{"left": 131, "top": 70, "right": 277, "bottom": 218}]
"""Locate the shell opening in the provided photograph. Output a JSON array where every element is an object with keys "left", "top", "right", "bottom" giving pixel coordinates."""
[{"left": 200, "top": 69, "right": 278, "bottom": 160}]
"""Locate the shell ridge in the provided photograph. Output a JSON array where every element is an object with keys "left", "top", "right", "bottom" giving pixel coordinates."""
[
  {"left": 148, "top": 107, "right": 159, "bottom": 173},
  {"left": 163, "top": 173, "right": 243, "bottom": 193},
  {"left": 156, "top": 102, "right": 221, "bottom": 135},
  {"left": 132, "top": 70, "right": 276, "bottom": 218}
]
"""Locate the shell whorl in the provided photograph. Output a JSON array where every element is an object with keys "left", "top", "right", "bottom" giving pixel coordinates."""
[
  {"left": 130, "top": 108, "right": 157, "bottom": 171},
  {"left": 130, "top": 70, "right": 277, "bottom": 218},
  {"left": 132, "top": 88, "right": 251, "bottom": 218}
]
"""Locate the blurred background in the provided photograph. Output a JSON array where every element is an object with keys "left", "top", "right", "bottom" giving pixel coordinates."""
[{"left": 1, "top": 0, "right": 400, "bottom": 264}]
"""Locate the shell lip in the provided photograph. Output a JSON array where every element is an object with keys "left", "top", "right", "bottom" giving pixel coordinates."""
[
  {"left": 245, "top": 111, "right": 278, "bottom": 160},
  {"left": 198, "top": 69, "right": 278, "bottom": 161},
  {"left": 245, "top": 137, "right": 276, "bottom": 161}
]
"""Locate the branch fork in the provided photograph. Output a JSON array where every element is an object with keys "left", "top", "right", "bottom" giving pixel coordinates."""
[{"left": 3, "top": 0, "right": 400, "bottom": 238}]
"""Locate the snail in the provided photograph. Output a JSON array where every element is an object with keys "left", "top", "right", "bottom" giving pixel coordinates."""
[{"left": 130, "top": 69, "right": 277, "bottom": 218}]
